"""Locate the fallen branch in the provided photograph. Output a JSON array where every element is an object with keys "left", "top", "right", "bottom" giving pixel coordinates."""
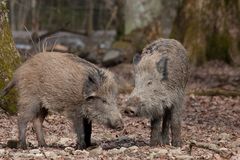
[
  {"left": 189, "top": 140, "right": 232, "bottom": 159},
  {"left": 39, "top": 148, "right": 48, "bottom": 159},
  {"left": 188, "top": 88, "right": 240, "bottom": 97}
]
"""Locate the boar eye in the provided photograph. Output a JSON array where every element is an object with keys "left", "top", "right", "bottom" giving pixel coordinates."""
[
  {"left": 147, "top": 80, "right": 152, "bottom": 86},
  {"left": 101, "top": 98, "right": 107, "bottom": 103},
  {"left": 86, "top": 96, "right": 101, "bottom": 101}
]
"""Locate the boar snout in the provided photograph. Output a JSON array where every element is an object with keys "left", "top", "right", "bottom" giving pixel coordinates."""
[
  {"left": 108, "top": 118, "right": 124, "bottom": 131},
  {"left": 124, "top": 96, "right": 141, "bottom": 117},
  {"left": 124, "top": 107, "right": 137, "bottom": 117}
]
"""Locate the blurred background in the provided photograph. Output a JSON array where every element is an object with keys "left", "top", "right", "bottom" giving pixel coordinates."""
[{"left": 7, "top": 0, "right": 240, "bottom": 66}]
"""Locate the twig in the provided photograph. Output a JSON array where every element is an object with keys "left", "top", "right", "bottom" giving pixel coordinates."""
[
  {"left": 189, "top": 140, "right": 232, "bottom": 159},
  {"left": 38, "top": 28, "right": 87, "bottom": 42},
  {"left": 188, "top": 88, "right": 240, "bottom": 97},
  {"left": 39, "top": 148, "right": 48, "bottom": 159}
]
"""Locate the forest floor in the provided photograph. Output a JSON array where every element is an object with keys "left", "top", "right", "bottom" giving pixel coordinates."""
[{"left": 0, "top": 61, "right": 239, "bottom": 160}]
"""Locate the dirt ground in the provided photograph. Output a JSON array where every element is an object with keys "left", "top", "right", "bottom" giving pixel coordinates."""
[{"left": 0, "top": 61, "right": 239, "bottom": 160}]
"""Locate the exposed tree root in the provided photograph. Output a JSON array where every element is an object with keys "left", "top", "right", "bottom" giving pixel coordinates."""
[{"left": 189, "top": 140, "right": 233, "bottom": 159}]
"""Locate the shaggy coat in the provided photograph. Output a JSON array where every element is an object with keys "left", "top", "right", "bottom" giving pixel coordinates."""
[
  {"left": 1, "top": 52, "right": 123, "bottom": 149},
  {"left": 125, "top": 38, "right": 189, "bottom": 147}
]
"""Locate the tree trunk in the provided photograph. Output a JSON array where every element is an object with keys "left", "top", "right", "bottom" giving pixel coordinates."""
[
  {"left": 123, "top": 0, "right": 161, "bottom": 34},
  {"left": 171, "top": 0, "right": 240, "bottom": 66},
  {"left": 0, "top": 0, "right": 21, "bottom": 113},
  {"left": 86, "top": 0, "right": 94, "bottom": 36},
  {"left": 16, "top": 0, "right": 31, "bottom": 30},
  {"left": 116, "top": 0, "right": 180, "bottom": 38},
  {"left": 115, "top": 0, "right": 126, "bottom": 39},
  {"left": 31, "top": 0, "right": 39, "bottom": 32},
  {"left": 9, "top": 0, "right": 16, "bottom": 31}
]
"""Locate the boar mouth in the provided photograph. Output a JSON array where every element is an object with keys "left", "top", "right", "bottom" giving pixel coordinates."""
[
  {"left": 106, "top": 119, "right": 124, "bottom": 131},
  {"left": 124, "top": 107, "right": 138, "bottom": 117}
]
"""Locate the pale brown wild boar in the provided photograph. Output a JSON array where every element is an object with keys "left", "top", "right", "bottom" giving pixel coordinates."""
[
  {"left": 124, "top": 38, "right": 189, "bottom": 147},
  {"left": 0, "top": 52, "right": 124, "bottom": 149}
]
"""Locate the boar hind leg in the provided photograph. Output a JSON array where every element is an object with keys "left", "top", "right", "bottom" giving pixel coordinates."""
[
  {"left": 83, "top": 118, "right": 92, "bottom": 147},
  {"left": 33, "top": 107, "right": 48, "bottom": 147},
  {"left": 18, "top": 114, "right": 31, "bottom": 149},
  {"left": 150, "top": 118, "right": 162, "bottom": 146},
  {"left": 162, "top": 108, "right": 171, "bottom": 145},
  {"left": 170, "top": 104, "right": 182, "bottom": 147},
  {"left": 18, "top": 105, "right": 39, "bottom": 149}
]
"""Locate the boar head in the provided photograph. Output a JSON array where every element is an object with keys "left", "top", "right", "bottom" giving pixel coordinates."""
[
  {"left": 124, "top": 54, "right": 170, "bottom": 118},
  {"left": 83, "top": 69, "right": 124, "bottom": 131}
]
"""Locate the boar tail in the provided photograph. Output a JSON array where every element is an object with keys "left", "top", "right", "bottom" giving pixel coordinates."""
[{"left": 0, "top": 80, "right": 16, "bottom": 97}]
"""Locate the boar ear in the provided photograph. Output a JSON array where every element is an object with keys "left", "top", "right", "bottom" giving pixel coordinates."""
[
  {"left": 133, "top": 53, "right": 141, "bottom": 65},
  {"left": 156, "top": 57, "right": 168, "bottom": 80},
  {"left": 85, "top": 92, "right": 98, "bottom": 101},
  {"left": 83, "top": 75, "right": 99, "bottom": 100}
]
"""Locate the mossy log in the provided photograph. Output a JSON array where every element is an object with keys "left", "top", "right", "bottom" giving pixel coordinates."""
[
  {"left": 171, "top": 0, "right": 240, "bottom": 66},
  {"left": 0, "top": 0, "right": 21, "bottom": 113}
]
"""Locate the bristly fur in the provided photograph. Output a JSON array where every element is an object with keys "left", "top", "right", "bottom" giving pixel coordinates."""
[
  {"left": 1, "top": 51, "right": 123, "bottom": 149},
  {"left": 65, "top": 53, "right": 108, "bottom": 86},
  {"left": 129, "top": 38, "right": 189, "bottom": 118},
  {"left": 126, "top": 38, "right": 189, "bottom": 147},
  {"left": 156, "top": 57, "right": 168, "bottom": 80},
  {"left": 3, "top": 51, "right": 120, "bottom": 124}
]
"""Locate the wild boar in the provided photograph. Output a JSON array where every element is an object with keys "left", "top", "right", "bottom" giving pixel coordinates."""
[
  {"left": 1, "top": 52, "right": 124, "bottom": 149},
  {"left": 124, "top": 38, "right": 189, "bottom": 147}
]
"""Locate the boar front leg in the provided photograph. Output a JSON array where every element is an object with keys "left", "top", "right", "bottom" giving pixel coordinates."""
[
  {"left": 72, "top": 110, "right": 92, "bottom": 149},
  {"left": 83, "top": 118, "right": 92, "bottom": 147},
  {"left": 171, "top": 104, "right": 182, "bottom": 147},
  {"left": 72, "top": 114, "right": 87, "bottom": 149},
  {"left": 150, "top": 118, "right": 162, "bottom": 146},
  {"left": 162, "top": 108, "right": 171, "bottom": 145}
]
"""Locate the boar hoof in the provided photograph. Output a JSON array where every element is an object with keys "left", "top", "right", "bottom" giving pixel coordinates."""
[
  {"left": 38, "top": 143, "right": 47, "bottom": 148},
  {"left": 172, "top": 140, "right": 182, "bottom": 147},
  {"left": 162, "top": 135, "right": 170, "bottom": 145},
  {"left": 150, "top": 138, "right": 162, "bottom": 146},
  {"left": 19, "top": 143, "right": 27, "bottom": 150},
  {"left": 75, "top": 143, "right": 87, "bottom": 150},
  {"left": 7, "top": 140, "right": 18, "bottom": 149}
]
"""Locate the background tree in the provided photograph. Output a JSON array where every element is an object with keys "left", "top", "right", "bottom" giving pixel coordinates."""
[
  {"left": 123, "top": 0, "right": 161, "bottom": 35},
  {"left": 0, "top": 0, "right": 21, "bottom": 113},
  {"left": 171, "top": 0, "right": 240, "bottom": 66}
]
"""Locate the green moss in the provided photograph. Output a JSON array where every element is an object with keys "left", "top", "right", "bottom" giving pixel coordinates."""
[
  {"left": 0, "top": 0, "right": 20, "bottom": 114},
  {"left": 112, "top": 41, "right": 132, "bottom": 49},
  {"left": 185, "top": 21, "right": 206, "bottom": 65},
  {"left": 224, "top": 0, "right": 230, "bottom": 6},
  {"left": 206, "top": 33, "right": 231, "bottom": 63},
  {"left": 171, "top": 12, "right": 207, "bottom": 66}
]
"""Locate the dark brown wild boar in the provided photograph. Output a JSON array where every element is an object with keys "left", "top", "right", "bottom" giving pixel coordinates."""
[
  {"left": 0, "top": 52, "right": 124, "bottom": 149},
  {"left": 124, "top": 38, "right": 189, "bottom": 147}
]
